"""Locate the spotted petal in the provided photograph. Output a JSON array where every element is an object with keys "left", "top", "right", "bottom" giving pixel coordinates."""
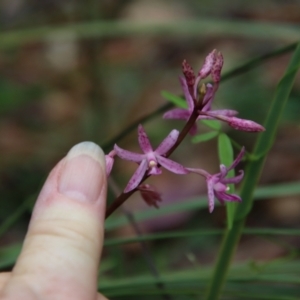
[
  {"left": 163, "top": 108, "right": 191, "bottom": 120},
  {"left": 179, "top": 76, "right": 194, "bottom": 110},
  {"left": 198, "top": 49, "right": 217, "bottom": 79},
  {"left": 228, "top": 117, "right": 265, "bottom": 132},
  {"left": 156, "top": 156, "right": 187, "bottom": 174},
  {"left": 124, "top": 159, "right": 148, "bottom": 193},
  {"left": 155, "top": 129, "right": 179, "bottom": 155},
  {"left": 207, "top": 109, "right": 238, "bottom": 117},
  {"left": 138, "top": 124, "right": 153, "bottom": 153},
  {"left": 114, "top": 144, "right": 144, "bottom": 162},
  {"left": 206, "top": 178, "right": 215, "bottom": 213}
]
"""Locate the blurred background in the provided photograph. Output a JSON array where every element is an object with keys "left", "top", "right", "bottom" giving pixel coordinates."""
[{"left": 1, "top": 0, "right": 300, "bottom": 299}]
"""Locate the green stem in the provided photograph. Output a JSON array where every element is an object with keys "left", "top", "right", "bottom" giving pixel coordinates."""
[{"left": 205, "top": 42, "right": 300, "bottom": 300}]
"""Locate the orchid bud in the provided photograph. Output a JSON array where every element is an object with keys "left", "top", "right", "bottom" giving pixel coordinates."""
[
  {"left": 198, "top": 49, "right": 217, "bottom": 79},
  {"left": 138, "top": 184, "right": 162, "bottom": 208},
  {"left": 182, "top": 60, "right": 195, "bottom": 88},
  {"left": 105, "top": 150, "right": 116, "bottom": 177},
  {"left": 228, "top": 117, "right": 265, "bottom": 132},
  {"left": 211, "top": 52, "right": 224, "bottom": 83}
]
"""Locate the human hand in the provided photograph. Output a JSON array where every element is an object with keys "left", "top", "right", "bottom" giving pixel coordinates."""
[{"left": 0, "top": 142, "right": 108, "bottom": 300}]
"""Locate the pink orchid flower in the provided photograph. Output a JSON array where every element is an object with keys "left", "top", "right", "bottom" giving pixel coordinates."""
[
  {"left": 188, "top": 147, "right": 245, "bottom": 213},
  {"left": 114, "top": 124, "right": 187, "bottom": 193}
]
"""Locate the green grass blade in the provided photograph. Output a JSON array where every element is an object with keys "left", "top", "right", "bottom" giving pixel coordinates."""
[
  {"left": 206, "top": 42, "right": 300, "bottom": 300},
  {"left": 0, "top": 20, "right": 299, "bottom": 50},
  {"left": 191, "top": 131, "right": 219, "bottom": 143},
  {"left": 104, "top": 227, "right": 300, "bottom": 247},
  {"left": 200, "top": 120, "right": 222, "bottom": 130},
  {"left": 0, "top": 196, "right": 34, "bottom": 239},
  {"left": 2, "top": 227, "right": 299, "bottom": 269},
  {"left": 0, "top": 244, "right": 21, "bottom": 269},
  {"left": 105, "top": 181, "right": 300, "bottom": 231},
  {"left": 161, "top": 91, "right": 187, "bottom": 109}
]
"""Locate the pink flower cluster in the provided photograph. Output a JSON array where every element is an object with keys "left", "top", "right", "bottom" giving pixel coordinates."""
[{"left": 104, "top": 50, "right": 265, "bottom": 213}]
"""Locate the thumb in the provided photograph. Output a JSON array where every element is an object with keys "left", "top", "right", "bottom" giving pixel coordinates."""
[{"left": 2, "top": 142, "right": 107, "bottom": 300}]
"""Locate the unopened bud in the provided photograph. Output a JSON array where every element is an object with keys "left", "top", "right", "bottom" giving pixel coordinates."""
[
  {"left": 199, "top": 83, "right": 206, "bottom": 95},
  {"left": 105, "top": 150, "right": 116, "bottom": 176},
  {"left": 198, "top": 49, "right": 217, "bottom": 79},
  {"left": 211, "top": 52, "right": 224, "bottom": 83},
  {"left": 182, "top": 60, "right": 195, "bottom": 87},
  {"left": 228, "top": 117, "right": 265, "bottom": 132},
  {"left": 138, "top": 184, "right": 162, "bottom": 208}
]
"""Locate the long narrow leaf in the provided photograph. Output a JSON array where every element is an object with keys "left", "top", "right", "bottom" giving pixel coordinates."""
[{"left": 161, "top": 91, "right": 187, "bottom": 109}]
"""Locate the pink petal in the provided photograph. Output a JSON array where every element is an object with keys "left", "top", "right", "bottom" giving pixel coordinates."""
[
  {"left": 202, "top": 83, "right": 214, "bottom": 111},
  {"left": 222, "top": 170, "right": 244, "bottom": 184},
  {"left": 182, "top": 60, "right": 195, "bottom": 88},
  {"left": 228, "top": 147, "right": 245, "bottom": 171},
  {"left": 198, "top": 49, "right": 217, "bottom": 79},
  {"left": 114, "top": 144, "right": 144, "bottom": 162},
  {"left": 156, "top": 156, "right": 188, "bottom": 174},
  {"left": 155, "top": 129, "right": 179, "bottom": 155},
  {"left": 211, "top": 52, "right": 224, "bottom": 83},
  {"left": 206, "top": 178, "right": 215, "bottom": 213},
  {"left": 138, "top": 124, "right": 153, "bottom": 153},
  {"left": 215, "top": 191, "right": 241, "bottom": 202},
  {"left": 105, "top": 155, "right": 114, "bottom": 177},
  {"left": 163, "top": 108, "right": 191, "bottom": 120},
  {"left": 148, "top": 166, "right": 162, "bottom": 175},
  {"left": 219, "top": 164, "right": 228, "bottom": 179},
  {"left": 124, "top": 159, "right": 148, "bottom": 193},
  {"left": 208, "top": 109, "right": 238, "bottom": 117},
  {"left": 228, "top": 117, "right": 265, "bottom": 132},
  {"left": 197, "top": 115, "right": 215, "bottom": 120},
  {"left": 179, "top": 76, "right": 194, "bottom": 110}
]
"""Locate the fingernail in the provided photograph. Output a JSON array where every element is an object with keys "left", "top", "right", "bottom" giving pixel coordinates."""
[{"left": 58, "top": 142, "right": 106, "bottom": 203}]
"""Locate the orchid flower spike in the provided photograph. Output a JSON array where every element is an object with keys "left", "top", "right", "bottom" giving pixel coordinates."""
[
  {"left": 114, "top": 124, "right": 188, "bottom": 193},
  {"left": 187, "top": 147, "right": 245, "bottom": 213}
]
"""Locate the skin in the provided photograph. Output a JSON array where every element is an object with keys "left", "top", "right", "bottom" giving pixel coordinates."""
[{"left": 0, "top": 142, "right": 109, "bottom": 300}]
